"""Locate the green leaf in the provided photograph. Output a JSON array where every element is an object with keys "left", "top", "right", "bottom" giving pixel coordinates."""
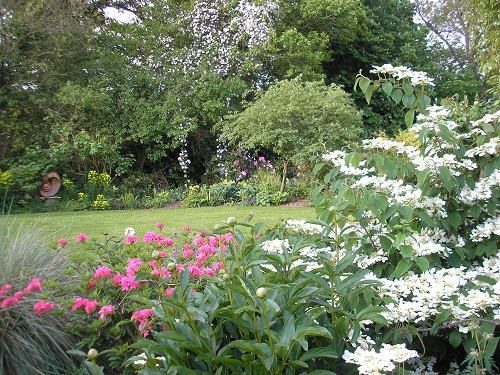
[
  {"left": 393, "top": 259, "right": 412, "bottom": 278},
  {"left": 365, "top": 84, "right": 376, "bottom": 104},
  {"left": 402, "top": 82, "right": 413, "bottom": 95},
  {"left": 402, "top": 94, "right": 415, "bottom": 109},
  {"left": 438, "top": 166, "right": 454, "bottom": 193},
  {"left": 390, "top": 88, "right": 403, "bottom": 104},
  {"left": 307, "top": 370, "right": 338, "bottom": 375},
  {"left": 448, "top": 330, "right": 462, "bottom": 348},
  {"left": 358, "top": 77, "right": 371, "bottom": 93},
  {"left": 404, "top": 109, "right": 415, "bottom": 127},
  {"left": 417, "top": 211, "right": 435, "bottom": 227},
  {"left": 400, "top": 205, "right": 413, "bottom": 221},
  {"left": 415, "top": 256, "right": 429, "bottom": 272},
  {"left": 381, "top": 81, "right": 393, "bottom": 96},
  {"left": 400, "top": 245, "right": 414, "bottom": 259},
  {"left": 447, "top": 211, "right": 462, "bottom": 229},
  {"left": 296, "top": 326, "right": 332, "bottom": 340},
  {"left": 417, "top": 94, "right": 431, "bottom": 111}
]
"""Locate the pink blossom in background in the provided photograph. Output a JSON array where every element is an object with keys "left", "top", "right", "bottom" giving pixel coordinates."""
[
  {"left": 182, "top": 247, "right": 194, "bottom": 258},
  {"left": 160, "top": 237, "right": 174, "bottom": 246},
  {"left": 24, "top": 278, "right": 42, "bottom": 293},
  {"left": 57, "top": 238, "right": 68, "bottom": 246},
  {"left": 148, "top": 260, "right": 158, "bottom": 268},
  {"left": 183, "top": 226, "right": 191, "bottom": 232},
  {"left": 76, "top": 233, "right": 89, "bottom": 243},
  {"left": 156, "top": 222, "right": 165, "bottom": 230},
  {"left": 14, "top": 291, "right": 24, "bottom": 300},
  {"left": 127, "top": 258, "right": 142, "bottom": 275},
  {"left": 93, "top": 266, "right": 113, "bottom": 279},
  {"left": 131, "top": 308, "right": 153, "bottom": 336},
  {"left": 125, "top": 235, "right": 138, "bottom": 245},
  {"left": 87, "top": 279, "right": 96, "bottom": 290},
  {"left": 98, "top": 304, "right": 114, "bottom": 320},
  {"left": 120, "top": 275, "right": 140, "bottom": 291},
  {"left": 175, "top": 263, "right": 185, "bottom": 274},
  {"left": 201, "top": 267, "right": 215, "bottom": 277},
  {"left": 159, "top": 250, "right": 167, "bottom": 257},
  {"left": 0, "top": 284, "right": 12, "bottom": 296},
  {"left": 112, "top": 273, "right": 123, "bottom": 286},
  {"left": 71, "top": 297, "right": 98, "bottom": 314},
  {"left": 192, "top": 237, "right": 206, "bottom": 247},
  {"left": 188, "top": 265, "right": 201, "bottom": 278},
  {"left": 212, "top": 262, "right": 224, "bottom": 272},
  {"left": 165, "top": 287, "right": 175, "bottom": 297},
  {"left": 143, "top": 231, "right": 159, "bottom": 244},
  {"left": 0, "top": 296, "right": 20, "bottom": 309},
  {"left": 34, "top": 300, "right": 54, "bottom": 316}
]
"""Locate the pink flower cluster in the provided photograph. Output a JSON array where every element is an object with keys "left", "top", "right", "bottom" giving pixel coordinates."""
[
  {"left": 0, "top": 278, "right": 47, "bottom": 312},
  {"left": 132, "top": 308, "right": 153, "bottom": 336},
  {"left": 71, "top": 297, "right": 99, "bottom": 314}
]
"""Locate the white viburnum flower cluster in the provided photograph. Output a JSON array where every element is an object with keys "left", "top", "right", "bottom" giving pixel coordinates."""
[
  {"left": 259, "top": 237, "right": 332, "bottom": 271},
  {"left": 369, "top": 63, "right": 435, "bottom": 86},
  {"left": 342, "top": 342, "right": 419, "bottom": 375},
  {"left": 371, "top": 252, "right": 500, "bottom": 323},
  {"left": 323, "top": 150, "right": 375, "bottom": 176},
  {"left": 459, "top": 169, "right": 500, "bottom": 205},
  {"left": 403, "top": 228, "right": 463, "bottom": 258},
  {"left": 470, "top": 215, "right": 500, "bottom": 242}
]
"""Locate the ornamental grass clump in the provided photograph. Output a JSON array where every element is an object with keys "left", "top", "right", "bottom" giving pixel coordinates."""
[{"left": 0, "top": 226, "right": 78, "bottom": 374}]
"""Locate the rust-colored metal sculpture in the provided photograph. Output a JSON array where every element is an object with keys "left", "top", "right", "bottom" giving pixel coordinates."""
[{"left": 40, "top": 172, "right": 61, "bottom": 197}]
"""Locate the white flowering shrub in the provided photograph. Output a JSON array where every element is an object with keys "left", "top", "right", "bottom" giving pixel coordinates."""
[{"left": 307, "top": 66, "right": 499, "bottom": 374}]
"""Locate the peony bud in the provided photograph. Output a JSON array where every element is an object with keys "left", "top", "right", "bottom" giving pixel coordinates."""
[{"left": 256, "top": 287, "right": 267, "bottom": 299}]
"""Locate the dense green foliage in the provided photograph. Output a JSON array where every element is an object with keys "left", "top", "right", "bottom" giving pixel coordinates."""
[{"left": 1, "top": 0, "right": 497, "bottom": 214}]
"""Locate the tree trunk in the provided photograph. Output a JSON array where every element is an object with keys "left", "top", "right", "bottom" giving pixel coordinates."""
[{"left": 280, "top": 159, "right": 289, "bottom": 194}]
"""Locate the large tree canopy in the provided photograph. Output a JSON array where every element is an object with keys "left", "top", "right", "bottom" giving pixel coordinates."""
[
  {"left": 1, "top": 0, "right": 495, "bottom": 194},
  {"left": 221, "top": 79, "right": 363, "bottom": 191}
]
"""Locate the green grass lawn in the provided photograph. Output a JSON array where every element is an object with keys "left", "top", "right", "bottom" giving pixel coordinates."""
[{"left": 0, "top": 205, "right": 316, "bottom": 242}]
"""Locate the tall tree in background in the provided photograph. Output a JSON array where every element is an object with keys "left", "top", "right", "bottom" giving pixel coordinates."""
[{"left": 413, "top": 0, "right": 498, "bottom": 98}]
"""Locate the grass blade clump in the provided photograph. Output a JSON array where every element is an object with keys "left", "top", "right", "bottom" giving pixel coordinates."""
[{"left": 0, "top": 225, "right": 78, "bottom": 374}]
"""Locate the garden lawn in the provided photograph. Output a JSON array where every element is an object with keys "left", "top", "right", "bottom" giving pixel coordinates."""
[{"left": 0, "top": 205, "right": 316, "bottom": 242}]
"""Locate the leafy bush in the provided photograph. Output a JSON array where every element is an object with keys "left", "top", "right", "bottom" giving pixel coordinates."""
[{"left": 0, "top": 226, "right": 78, "bottom": 374}]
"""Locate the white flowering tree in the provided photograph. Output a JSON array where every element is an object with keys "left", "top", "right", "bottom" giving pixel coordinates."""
[{"left": 305, "top": 65, "right": 499, "bottom": 374}]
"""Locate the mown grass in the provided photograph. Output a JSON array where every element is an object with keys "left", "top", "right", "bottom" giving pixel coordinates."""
[{"left": 0, "top": 205, "right": 317, "bottom": 242}]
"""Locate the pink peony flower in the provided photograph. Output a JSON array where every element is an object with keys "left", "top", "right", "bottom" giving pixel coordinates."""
[
  {"left": 156, "top": 222, "right": 165, "bottom": 230},
  {"left": 192, "top": 237, "right": 206, "bottom": 247},
  {"left": 182, "top": 248, "right": 194, "bottom": 258},
  {"left": 125, "top": 235, "right": 139, "bottom": 245},
  {"left": 98, "top": 304, "right": 114, "bottom": 320},
  {"left": 126, "top": 258, "right": 142, "bottom": 275},
  {"left": 76, "top": 233, "right": 89, "bottom": 243},
  {"left": 212, "top": 262, "right": 224, "bottom": 272},
  {"left": 165, "top": 288, "right": 175, "bottom": 297},
  {"left": 57, "top": 238, "right": 68, "bottom": 246},
  {"left": 143, "top": 231, "right": 159, "bottom": 244},
  {"left": 0, "top": 284, "right": 12, "bottom": 296},
  {"left": 34, "top": 300, "right": 54, "bottom": 316},
  {"left": 112, "top": 273, "right": 123, "bottom": 286},
  {"left": 93, "top": 266, "right": 113, "bottom": 279},
  {"left": 160, "top": 237, "right": 174, "bottom": 246},
  {"left": 1, "top": 296, "right": 20, "bottom": 309},
  {"left": 24, "top": 278, "right": 42, "bottom": 293},
  {"left": 71, "top": 297, "right": 98, "bottom": 314},
  {"left": 14, "top": 291, "right": 24, "bottom": 300},
  {"left": 131, "top": 308, "right": 153, "bottom": 336},
  {"left": 120, "top": 275, "right": 140, "bottom": 291}
]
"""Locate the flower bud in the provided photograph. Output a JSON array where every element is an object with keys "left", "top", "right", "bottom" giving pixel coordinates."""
[
  {"left": 226, "top": 217, "right": 236, "bottom": 226},
  {"left": 151, "top": 250, "right": 160, "bottom": 258},
  {"left": 256, "top": 287, "right": 267, "bottom": 299},
  {"left": 87, "top": 348, "right": 98, "bottom": 359},
  {"left": 167, "top": 262, "right": 176, "bottom": 271},
  {"left": 221, "top": 272, "right": 230, "bottom": 281}
]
